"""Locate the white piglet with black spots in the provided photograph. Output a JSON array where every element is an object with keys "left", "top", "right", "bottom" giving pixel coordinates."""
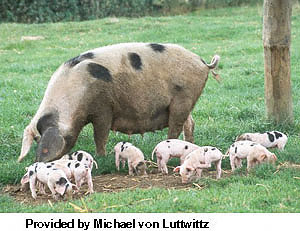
[
  {"left": 51, "top": 159, "right": 94, "bottom": 193},
  {"left": 60, "top": 150, "right": 98, "bottom": 171},
  {"left": 174, "top": 146, "right": 223, "bottom": 183},
  {"left": 151, "top": 139, "right": 200, "bottom": 174},
  {"left": 20, "top": 162, "right": 77, "bottom": 200},
  {"left": 114, "top": 142, "right": 147, "bottom": 176},
  {"left": 236, "top": 131, "right": 287, "bottom": 150},
  {"left": 227, "top": 140, "right": 277, "bottom": 172}
]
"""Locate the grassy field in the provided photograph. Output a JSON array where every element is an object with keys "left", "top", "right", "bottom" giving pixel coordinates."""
[{"left": 1, "top": 5, "right": 300, "bottom": 212}]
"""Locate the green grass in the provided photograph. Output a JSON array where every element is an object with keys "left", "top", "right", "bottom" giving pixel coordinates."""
[{"left": 1, "top": 5, "right": 300, "bottom": 212}]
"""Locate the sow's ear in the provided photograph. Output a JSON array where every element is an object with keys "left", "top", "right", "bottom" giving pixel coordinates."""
[
  {"left": 36, "top": 127, "right": 65, "bottom": 162},
  {"left": 18, "top": 126, "right": 35, "bottom": 162}
]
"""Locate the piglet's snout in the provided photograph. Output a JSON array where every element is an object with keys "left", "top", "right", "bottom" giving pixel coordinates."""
[{"left": 271, "top": 154, "right": 277, "bottom": 163}]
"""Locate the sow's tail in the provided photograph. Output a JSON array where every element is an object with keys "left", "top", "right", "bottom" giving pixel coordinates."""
[{"left": 201, "top": 55, "right": 221, "bottom": 82}]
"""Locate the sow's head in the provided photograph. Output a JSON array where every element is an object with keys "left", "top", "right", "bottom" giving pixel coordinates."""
[
  {"left": 35, "top": 112, "right": 66, "bottom": 162},
  {"left": 18, "top": 111, "right": 67, "bottom": 163}
]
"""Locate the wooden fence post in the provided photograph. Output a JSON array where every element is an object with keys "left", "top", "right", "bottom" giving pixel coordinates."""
[{"left": 263, "top": 0, "right": 293, "bottom": 123}]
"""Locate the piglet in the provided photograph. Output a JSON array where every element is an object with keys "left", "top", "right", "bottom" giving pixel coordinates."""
[
  {"left": 50, "top": 159, "right": 94, "bottom": 193},
  {"left": 236, "top": 131, "right": 287, "bottom": 150},
  {"left": 21, "top": 162, "right": 77, "bottom": 200},
  {"left": 151, "top": 139, "right": 200, "bottom": 174},
  {"left": 226, "top": 140, "right": 277, "bottom": 172},
  {"left": 60, "top": 150, "right": 98, "bottom": 171},
  {"left": 174, "top": 146, "right": 223, "bottom": 183},
  {"left": 114, "top": 142, "right": 147, "bottom": 176}
]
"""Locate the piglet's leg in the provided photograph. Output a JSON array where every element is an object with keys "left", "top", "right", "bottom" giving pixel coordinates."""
[
  {"left": 75, "top": 175, "right": 82, "bottom": 189},
  {"left": 246, "top": 156, "right": 255, "bottom": 172},
  {"left": 47, "top": 181, "right": 59, "bottom": 200},
  {"left": 86, "top": 169, "right": 94, "bottom": 193},
  {"left": 156, "top": 156, "right": 162, "bottom": 173},
  {"left": 196, "top": 168, "right": 203, "bottom": 178},
  {"left": 38, "top": 182, "right": 47, "bottom": 195},
  {"left": 230, "top": 155, "right": 236, "bottom": 171},
  {"left": 160, "top": 157, "right": 169, "bottom": 174},
  {"left": 115, "top": 152, "right": 120, "bottom": 171},
  {"left": 128, "top": 162, "right": 134, "bottom": 176},
  {"left": 29, "top": 175, "right": 37, "bottom": 199},
  {"left": 121, "top": 158, "right": 126, "bottom": 169},
  {"left": 235, "top": 158, "right": 242, "bottom": 168},
  {"left": 215, "top": 159, "right": 222, "bottom": 179}
]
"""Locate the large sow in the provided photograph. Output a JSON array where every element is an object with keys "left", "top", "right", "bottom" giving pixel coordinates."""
[{"left": 18, "top": 43, "right": 219, "bottom": 162}]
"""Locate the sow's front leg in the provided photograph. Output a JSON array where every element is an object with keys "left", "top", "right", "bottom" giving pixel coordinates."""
[{"left": 92, "top": 113, "right": 112, "bottom": 156}]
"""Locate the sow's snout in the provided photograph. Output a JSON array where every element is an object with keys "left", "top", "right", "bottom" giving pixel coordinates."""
[{"left": 36, "top": 127, "right": 65, "bottom": 162}]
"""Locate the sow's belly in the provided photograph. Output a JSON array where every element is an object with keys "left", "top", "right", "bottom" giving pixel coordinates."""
[{"left": 111, "top": 107, "right": 169, "bottom": 135}]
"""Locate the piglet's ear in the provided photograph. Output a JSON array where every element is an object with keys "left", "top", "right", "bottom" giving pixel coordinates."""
[
  {"left": 21, "top": 173, "right": 29, "bottom": 185},
  {"left": 173, "top": 166, "right": 181, "bottom": 172},
  {"left": 272, "top": 154, "right": 277, "bottom": 162},
  {"left": 55, "top": 185, "right": 66, "bottom": 196},
  {"left": 258, "top": 154, "right": 267, "bottom": 162},
  {"left": 71, "top": 184, "right": 79, "bottom": 191}
]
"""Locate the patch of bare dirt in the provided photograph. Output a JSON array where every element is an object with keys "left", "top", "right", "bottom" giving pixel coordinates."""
[{"left": 2, "top": 168, "right": 229, "bottom": 205}]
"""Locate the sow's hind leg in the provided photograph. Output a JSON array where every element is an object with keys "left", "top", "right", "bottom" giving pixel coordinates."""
[
  {"left": 183, "top": 113, "right": 195, "bottom": 143},
  {"left": 168, "top": 98, "right": 193, "bottom": 140}
]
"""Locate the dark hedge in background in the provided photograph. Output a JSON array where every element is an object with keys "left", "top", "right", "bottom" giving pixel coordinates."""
[{"left": 0, "top": 0, "right": 269, "bottom": 23}]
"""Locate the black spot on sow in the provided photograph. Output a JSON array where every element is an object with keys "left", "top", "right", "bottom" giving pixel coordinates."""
[
  {"left": 87, "top": 63, "right": 112, "bottom": 82},
  {"left": 128, "top": 52, "right": 142, "bottom": 70},
  {"left": 65, "top": 52, "right": 94, "bottom": 67},
  {"left": 149, "top": 43, "right": 165, "bottom": 52}
]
